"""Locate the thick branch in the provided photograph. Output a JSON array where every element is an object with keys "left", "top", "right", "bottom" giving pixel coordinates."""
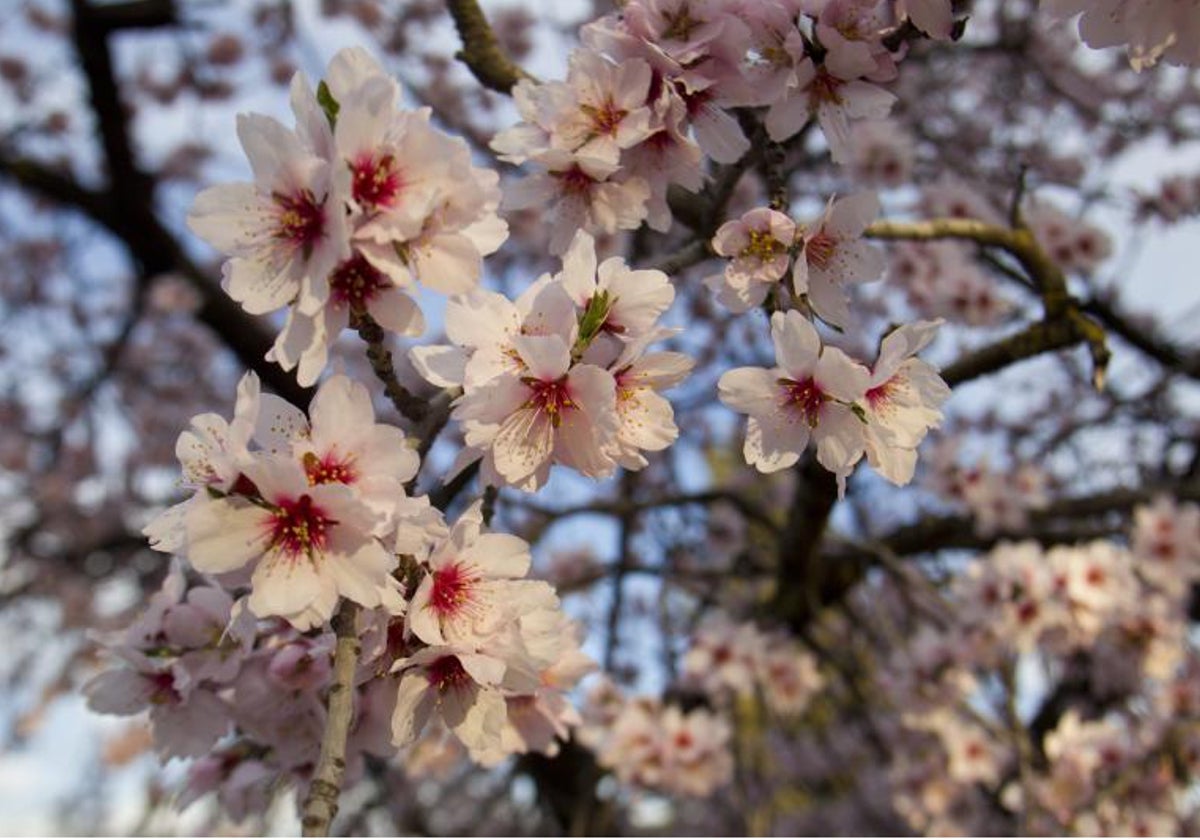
[{"left": 301, "top": 601, "right": 362, "bottom": 837}]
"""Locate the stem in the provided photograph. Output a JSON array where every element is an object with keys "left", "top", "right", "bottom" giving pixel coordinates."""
[{"left": 300, "top": 601, "right": 362, "bottom": 837}]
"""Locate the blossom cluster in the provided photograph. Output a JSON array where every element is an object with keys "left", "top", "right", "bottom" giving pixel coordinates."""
[
  {"left": 681, "top": 613, "right": 824, "bottom": 717},
  {"left": 706, "top": 192, "right": 885, "bottom": 325},
  {"left": 719, "top": 309, "right": 949, "bottom": 493},
  {"left": 879, "top": 496, "right": 1200, "bottom": 834},
  {"left": 492, "top": 0, "right": 957, "bottom": 251},
  {"left": 924, "top": 439, "right": 1052, "bottom": 536},
  {"left": 578, "top": 681, "right": 734, "bottom": 798},
  {"left": 187, "top": 47, "right": 507, "bottom": 385},
  {"left": 412, "top": 230, "right": 693, "bottom": 491}
]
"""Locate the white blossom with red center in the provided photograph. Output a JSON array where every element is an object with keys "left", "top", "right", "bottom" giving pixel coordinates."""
[
  {"left": 862, "top": 319, "right": 950, "bottom": 486},
  {"left": 407, "top": 501, "right": 534, "bottom": 646},
  {"left": 187, "top": 104, "right": 348, "bottom": 318},
  {"left": 792, "top": 191, "right": 886, "bottom": 328},
  {"left": 177, "top": 453, "right": 402, "bottom": 630},
  {"left": 719, "top": 310, "right": 870, "bottom": 493},
  {"left": 455, "top": 332, "right": 619, "bottom": 490},
  {"left": 391, "top": 646, "right": 511, "bottom": 763}
]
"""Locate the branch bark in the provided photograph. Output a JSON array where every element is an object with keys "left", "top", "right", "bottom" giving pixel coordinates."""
[{"left": 301, "top": 601, "right": 362, "bottom": 837}]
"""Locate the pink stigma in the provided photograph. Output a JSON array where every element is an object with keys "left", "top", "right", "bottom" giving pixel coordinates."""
[
  {"left": 428, "top": 562, "right": 478, "bottom": 617},
  {"left": 782, "top": 376, "right": 826, "bottom": 426},
  {"left": 522, "top": 376, "right": 577, "bottom": 428},
  {"left": 303, "top": 450, "right": 357, "bottom": 486}
]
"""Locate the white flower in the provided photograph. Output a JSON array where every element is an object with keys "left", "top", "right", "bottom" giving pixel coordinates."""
[
  {"left": 792, "top": 192, "right": 885, "bottom": 328},
  {"left": 188, "top": 103, "right": 348, "bottom": 317},
  {"left": 718, "top": 310, "right": 869, "bottom": 493},
  {"left": 862, "top": 320, "right": 950, "bottom": 485}
]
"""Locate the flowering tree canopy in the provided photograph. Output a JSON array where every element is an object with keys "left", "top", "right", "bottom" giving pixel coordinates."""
[{"left": 1, "top": 0, "right": 1199, "bottom": 835}]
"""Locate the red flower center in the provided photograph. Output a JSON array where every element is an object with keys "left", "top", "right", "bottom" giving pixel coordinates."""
[
  {"left": 351, "top": 152, "right": 402, "bottom": 209},
  {"left": 273, "top": 190, "right": 325, "bottom": 251},
  {"left": 426, "top": 655, "right": 470, "bottom": 692},
  {"left": 268, "top": 494, "right": 333, "bottom": 558},
  {"left": 303, "top": 450, "right": 357, "bottom": 486},
  {"left": 805, "top": 229, "right": 838, "bottom": 270},
  {"left": 329, "top": 253, "right": 390, "bottom": 311},
  {"left": 428, "top": 561, "right": 479, "bottom": 617},
  {"left": 782, "top": 376, "right": 826, "bottom": 426},
  {"left": 554, "top": 165, "right": 595, "bottom": 197},
  {"left": 522, "top": 376, "right": 577, "bottom": 428}
]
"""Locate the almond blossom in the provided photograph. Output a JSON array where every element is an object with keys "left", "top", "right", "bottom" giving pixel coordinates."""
[
  {"left": 792, "top": 191, "right": 886, "bottom": 328},
  {"left": 862, "top": 319, "right": 951, "bottom": 485},
  {"left": 718, "top": 309, "right": 870, "bottom": 492},
  {"left": 707, "top": 206, "right": 797, "bottom": 313}
]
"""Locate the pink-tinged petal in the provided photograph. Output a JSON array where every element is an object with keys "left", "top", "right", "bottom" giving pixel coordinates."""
[
  {"left": 445, "top": 291, "right": 519, "bottom": 349},
  {"left": 875, "top": 320, "right": 943, "bottom": 383},
  {"left": 826, "top": 192, "right": 880, "bottom": 240},
  {"left": 765, "top": 94, "right": 810, "bottom": 144},
  {"left": 145, "top": 498, "right": 191, "bottom": 554},
  {"left": 813, "top": 404, "right": 866, "bottom": 488},
  {"left": 268, "top": 308, "right": 326, "bottom": 388},
  {"left": 85, "top": 670, "right": 153, "bottom": 715},
  {"left": 618, "top": 388, "right": 678, "bottom": 452},
  {"left": 328, "top": 538, "right": 395, "bottom": 607},
  {"left": 254, "top": 394, "right": 308, "bottom": 456},
  {"left": 457, "top": 653, "right": 508, "bottom": 687},
  {"left": 451, "top": 685, "right": 507, "bottom": 760},
  {"left": 815, "top": 347, "right": 871, "bottom": 403},
  {"left": 236, "top": 113, "right": 302, "bottom": 186},
  {"left": 772, "top": 310, "right": 822, "bottom": 380},
  {"left": 185, "top": 498, "right": 269, "bottom": 574},
  {"left": 369, "top": 286, "right": 423, "bottom": 336},
  {"left": 187, "top": 184, "right": 268, "bottom": 253},
  {"left": 513, "top": 334, "right": 572, "bottom": 381},
  {"left": 559, "top": 230, "right": 599, "bottom": 305},
  {"left": 805, "top": 274, "right": 852, "bottom": 328},
  {"left": 718, "top": 367, "right": 780, "bottom": 417},
  {"left": 865, "top": 424, "right": 919, "bottom": 486},
  {"left": 903, "top": 0, "right": 954, "bottom": 39},
  {"left": 492, "top": 408, "right": 555, "bottom": 484},
  {"left": 745, "top": 415, "right": 804, "bottom": 473},
  {"left": 842, "top": 81, "right": 897, "bottom": 121},
  {"left": 691, "top": 102, "right": 750, "bottom": 163},
  {"left": 630, "top": 351, "right": 694, "bottom": 390},
  {"left": 221, "top": 257, "right": 296, "bottom": 315},
  {"left": 817, "top": 103, "right": 854, "bottom": 165},
  {"left": 310, "top": 375, "right": 375, "bottom": 448},
  {"left": 461, "top": 533, "right": 531, "bottom": 579},
  {"left": 241, "top": 453, "right": 309, "bottom": 501},
  {"left": 411, "top": 233, "right": 483, "bottom": 295},
  {"left": 290, "top": 71, "right": 335, "bottom": 160},
  {"left": 358, "top": 425, "right": 419, "bottom": 484},
  {"left": 455, "top": 375, "right": 529, "bottom": 427},
  {"left": 410, "top": 344, "right": 467, "bottom": 388},
  {"left": 247, "top": 552, "right": 327, "bottom": 623},
  {"left": 391, "top": 673, "right": 436, "bottom": 747},
  {"left": 152, "top": 690, "right": 231, "bottom": 758},
  {"left": 406, "top": 576, "right": 445, "bottom": 646}
]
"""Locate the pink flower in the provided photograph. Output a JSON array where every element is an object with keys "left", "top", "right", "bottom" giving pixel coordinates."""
[
  {"left": 707, "top": 207, "right": 797, "bottom": 313},
  {"left": 792, "top": 192, "right": 885, "bottom": 328},
  {"left": 455, "top": 333, "right": 620, "bottom": 489},
  {"left": 718, "top": 310, "right": 870, "bottom": 492}
]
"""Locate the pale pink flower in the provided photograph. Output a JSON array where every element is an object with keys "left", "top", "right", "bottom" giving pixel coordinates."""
[
  {"left": 718, "top": 310, "right": 870, "bottom": 491},
  {"left": 454, "top": 333, "right": 619, "bottom": 489},
  {"left": 180, "top": 455, "right": 402, "bottom": 629},
  {"left": 391, "top": 646, "right": 509, "bottom": 762},
  {"left": 707, "top": 207, "right": 797, "bottom": 313},
  {"left": 407, "top": 502, "right": 534, "bottom": 646},
  {"left": 849, "top": 119, "right": 915, "bottom": 188},
  {"left": 792, "top": 192, "right": 885, "bottom": 327},
  {"left": 609, "top": 333, "right": 694, "bottom": 469},
  {"left": 502, "top": 148, "right": 651, "bottom": 255},
  {"left": 187, "top": 104, "right": 348, "bottom": 317},
  {"left": 862, "top": 320, "right": 950, "bottom": 485}
]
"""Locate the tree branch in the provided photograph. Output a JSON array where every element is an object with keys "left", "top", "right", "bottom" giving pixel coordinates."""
[
  {"left": 301, "top": 601, "right": 362, "bottom": 837},
  {"left": 445, "top": 0, "right": 534, "bottom": 94}
]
